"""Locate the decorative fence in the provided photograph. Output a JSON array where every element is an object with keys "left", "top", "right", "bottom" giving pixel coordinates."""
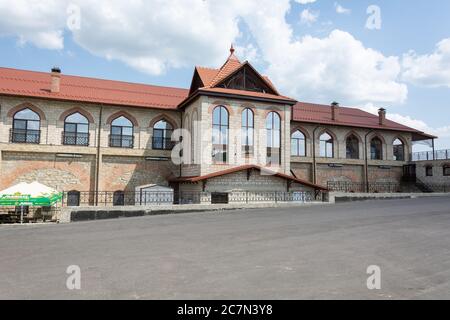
[
  {"left": 327, "top": 181, "right": 401, "bottom": 193},
  {"left": 411, "top": 149, "right": 450, "bottom": 161},
  {"left": 61, "top": 190, "right": 326, "bottom": 207}
]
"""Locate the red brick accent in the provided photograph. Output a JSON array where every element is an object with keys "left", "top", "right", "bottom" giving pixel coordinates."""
[
  {"left": 58, "top": 106, "right": 95, "bottom": 123},
  {"left": 7, "top": 103, "right": 47, "bottom": 121},
  {"left": 149, "top": 114, "right": 178, "bottom": 129},
  {"left": 106, "top": 111, "right": 139, "bottom": 127}
]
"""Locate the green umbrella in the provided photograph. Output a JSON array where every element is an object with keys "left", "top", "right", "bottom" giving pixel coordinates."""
[{"left": 0, "top": 182, "right": 63, "bottom": 223}]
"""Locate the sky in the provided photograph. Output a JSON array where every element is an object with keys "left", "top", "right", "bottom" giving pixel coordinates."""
[{"left": 0, "top": 0, "right": 449, "bottom": 150}]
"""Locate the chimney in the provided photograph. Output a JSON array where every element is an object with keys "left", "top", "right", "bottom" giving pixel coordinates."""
[
  {"left": 51, "top": 67, "right": 61, "bottom": 93},
  {"left": 331, "top": 101, "right": 339, "bottom": 121},
  {"left": 378, "top": 108, "right": 386, "bottom": 126}
]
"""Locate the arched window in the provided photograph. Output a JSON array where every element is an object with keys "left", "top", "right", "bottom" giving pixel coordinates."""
[
  {"left": 67, "top": 190, "right": 81, "bottom": 207},
  {"left": 242, "top": 108, "right": 254, "bottom": 156},
  {"left": 393, "top": 139, "right": 405, "bottom": 161},
  {"left": 212, "top": 106, "right": 229, "bottom": 163},
  {"left": 110, "top": 116, "right": 134, "bottom": 148},
  {"left": 319, "top": 132, "right": 334, "bottom": 158},
  {"left": 266, "top": 112, "right": 281, "bottom": 165},
  {"left": 346, "top": 135, "right": 359, "bottom": 159},
  {"left": 113, "top": 190, "right": 125, "bottom": 206},
  {"left": 370, "top": 137, "right": 383, "bottom": 160},
  {"left": 291, "top": 130, "right": 306, "bottom": 157},
  {"left": 63, "top": 112, "right": 89, "bottom": 146},
  {"left": 12, "top": 108, "right": 41, "bottom": 144},
  {"left": 152, "top": 119, "right": 173, "bottom": 150}
]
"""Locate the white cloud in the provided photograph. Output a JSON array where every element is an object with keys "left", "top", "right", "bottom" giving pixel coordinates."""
[
  {"left": 402, "top": 38, "right": 450, "bottom": 88},
  {"left": 300, "top": 9, "right": 319, "bottom": 25},
  {"left": 335, "top": 3, "right": 351, "bottom": 14},
  {"left": 258, "top": 29, "right": 408, "bottom": 105},
  {"left": 0, "top": 0, "right": 409, "bottom": 107},
  {"left": 0, "top": 0, "right": 66, "bottom": 49},
  {"left": 362, "top": 104, "right": 450, "bottom": 140},
  {"left": 294, "top": 0, "right": 317, "bottom": 4}
]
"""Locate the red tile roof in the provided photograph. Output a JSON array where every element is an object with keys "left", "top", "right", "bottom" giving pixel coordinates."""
[
  {"left": 0, "top": 67, "right": 189, "bottom": 109},
  {"left": 169, "top": 164, "right": 328, "bottom": 190},
  {"left": 293, "top": 102, "right": 436, "bottom": 140}
]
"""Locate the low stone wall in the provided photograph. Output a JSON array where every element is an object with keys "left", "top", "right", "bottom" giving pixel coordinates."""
[
  {"left": 329, "top": 192, "right": 450, "bottom": 203},
  {"left": 58, "top": 201, "right": 328, "bottom": 223}
]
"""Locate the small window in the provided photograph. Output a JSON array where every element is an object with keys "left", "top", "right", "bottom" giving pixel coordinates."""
[
  {"left": 67, "top": 191, "right": 81, "bottom": 207},
  {"left": 444, "top": 165, "right": 450, "bottom": 177},
  {"left": 113, "top": 191, "right": 125, "bottom": 206},
  {"left": 426, "top": 166, "right": 433, "bottom": 177}
]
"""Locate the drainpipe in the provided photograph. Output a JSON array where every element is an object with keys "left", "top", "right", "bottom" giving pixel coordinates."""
[
  {"left": 312, "top": 126, "right": 320, "bottom": 184},
  {"left": 432, "top": 138, "right": 435, "bottom": 161},
  {"left": 95, "top": 104, "right": 103, "bottom": 206},
  {"left": 179, "top": 111, "right": 183, "bottom": 178},
  {"left": 364, "top": 129, "right": 374, "bottom": 193}
]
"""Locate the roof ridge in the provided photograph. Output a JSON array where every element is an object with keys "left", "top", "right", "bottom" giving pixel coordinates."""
[{"left": 0, "top": 66, "right": 188, "bottom": 92}]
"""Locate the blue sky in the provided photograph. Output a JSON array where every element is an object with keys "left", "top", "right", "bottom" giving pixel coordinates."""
[{"left": 1, "top": 0, "right": 449, "bottom": 149}]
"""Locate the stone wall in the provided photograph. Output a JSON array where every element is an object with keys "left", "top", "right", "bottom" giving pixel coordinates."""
[{"left": 416, "top": 160, "right": 450, "bottom": 184}]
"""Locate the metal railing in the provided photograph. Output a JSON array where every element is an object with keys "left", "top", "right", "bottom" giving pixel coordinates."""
[
  {"left": 411, "top": 149, "right": 450, "bottom": 161},
  {"left": 62, "top": 132, "right": 90, "bottom": 146},
  {"left": 152, "top": 137, "right": 175, "bottom": 150},
  {"left": 61, "top": 190, "right": 326, "bottom": 207},
  {"left": 109, "top": 134, "right": 134, "bottom": 148},
  {"left": 10, "top": 128, "right": 40, "bottom": 144},
  {"left": 327, "top": 181, "right": 401, "bottom": 193}
]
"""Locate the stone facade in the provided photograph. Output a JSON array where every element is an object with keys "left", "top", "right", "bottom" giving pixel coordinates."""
[{"left": 0, "top": 90, "right": 417, "bottom": 196}]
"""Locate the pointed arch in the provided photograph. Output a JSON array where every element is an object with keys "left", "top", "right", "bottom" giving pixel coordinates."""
[
  {"left": 106, "top": 111, "right": 138, "bottom": 127},
  {"left": 149, "top": 114, "right": 177, "bottom": 130},
  {"left": 59, "top": 107, "right": 95, "bottom": 123},
  {"left": 318, "top": 129, "right": 336, "bottom": 158},
  {"left": 7, "top": 103, "right": 46, "bottom": 121}
]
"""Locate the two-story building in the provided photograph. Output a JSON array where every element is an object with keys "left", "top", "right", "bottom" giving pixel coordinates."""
[{"left": 0, "top": 47, "right": 436, "bottom": 205}]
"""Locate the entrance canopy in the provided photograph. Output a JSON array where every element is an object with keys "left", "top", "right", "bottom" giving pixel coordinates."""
[{"left": 0, "top": 182, "right": 63, "bottom": 206}]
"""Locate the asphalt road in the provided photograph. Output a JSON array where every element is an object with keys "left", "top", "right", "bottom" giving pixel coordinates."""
[{"left": 1, "top": 197, "right": 450, "bottom": 300}]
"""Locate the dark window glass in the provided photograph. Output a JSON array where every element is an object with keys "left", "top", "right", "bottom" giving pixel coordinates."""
[
  {"left": 67, "top": 191, "right": 80, "bottom": 207},
  {"left": 444, "top": 166, "right": 450, "bottom": 177},
  {"left": 393, "top": 139, "right": 405, "bottom": 161},
  {"left": 370, "top": 137, "right": 383, "bottom": 160},
  {"left": 426, "top": 166, "right": 433, "bottom": 177},
  {"left": 152, "top": 120, "right": 174, "bottom": 150},
  {"left": 346, "top": 135, "right": 359, "bottom": 159},
  {"left": 113, "top": 191, "right": 125, "bottom": 206}
]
